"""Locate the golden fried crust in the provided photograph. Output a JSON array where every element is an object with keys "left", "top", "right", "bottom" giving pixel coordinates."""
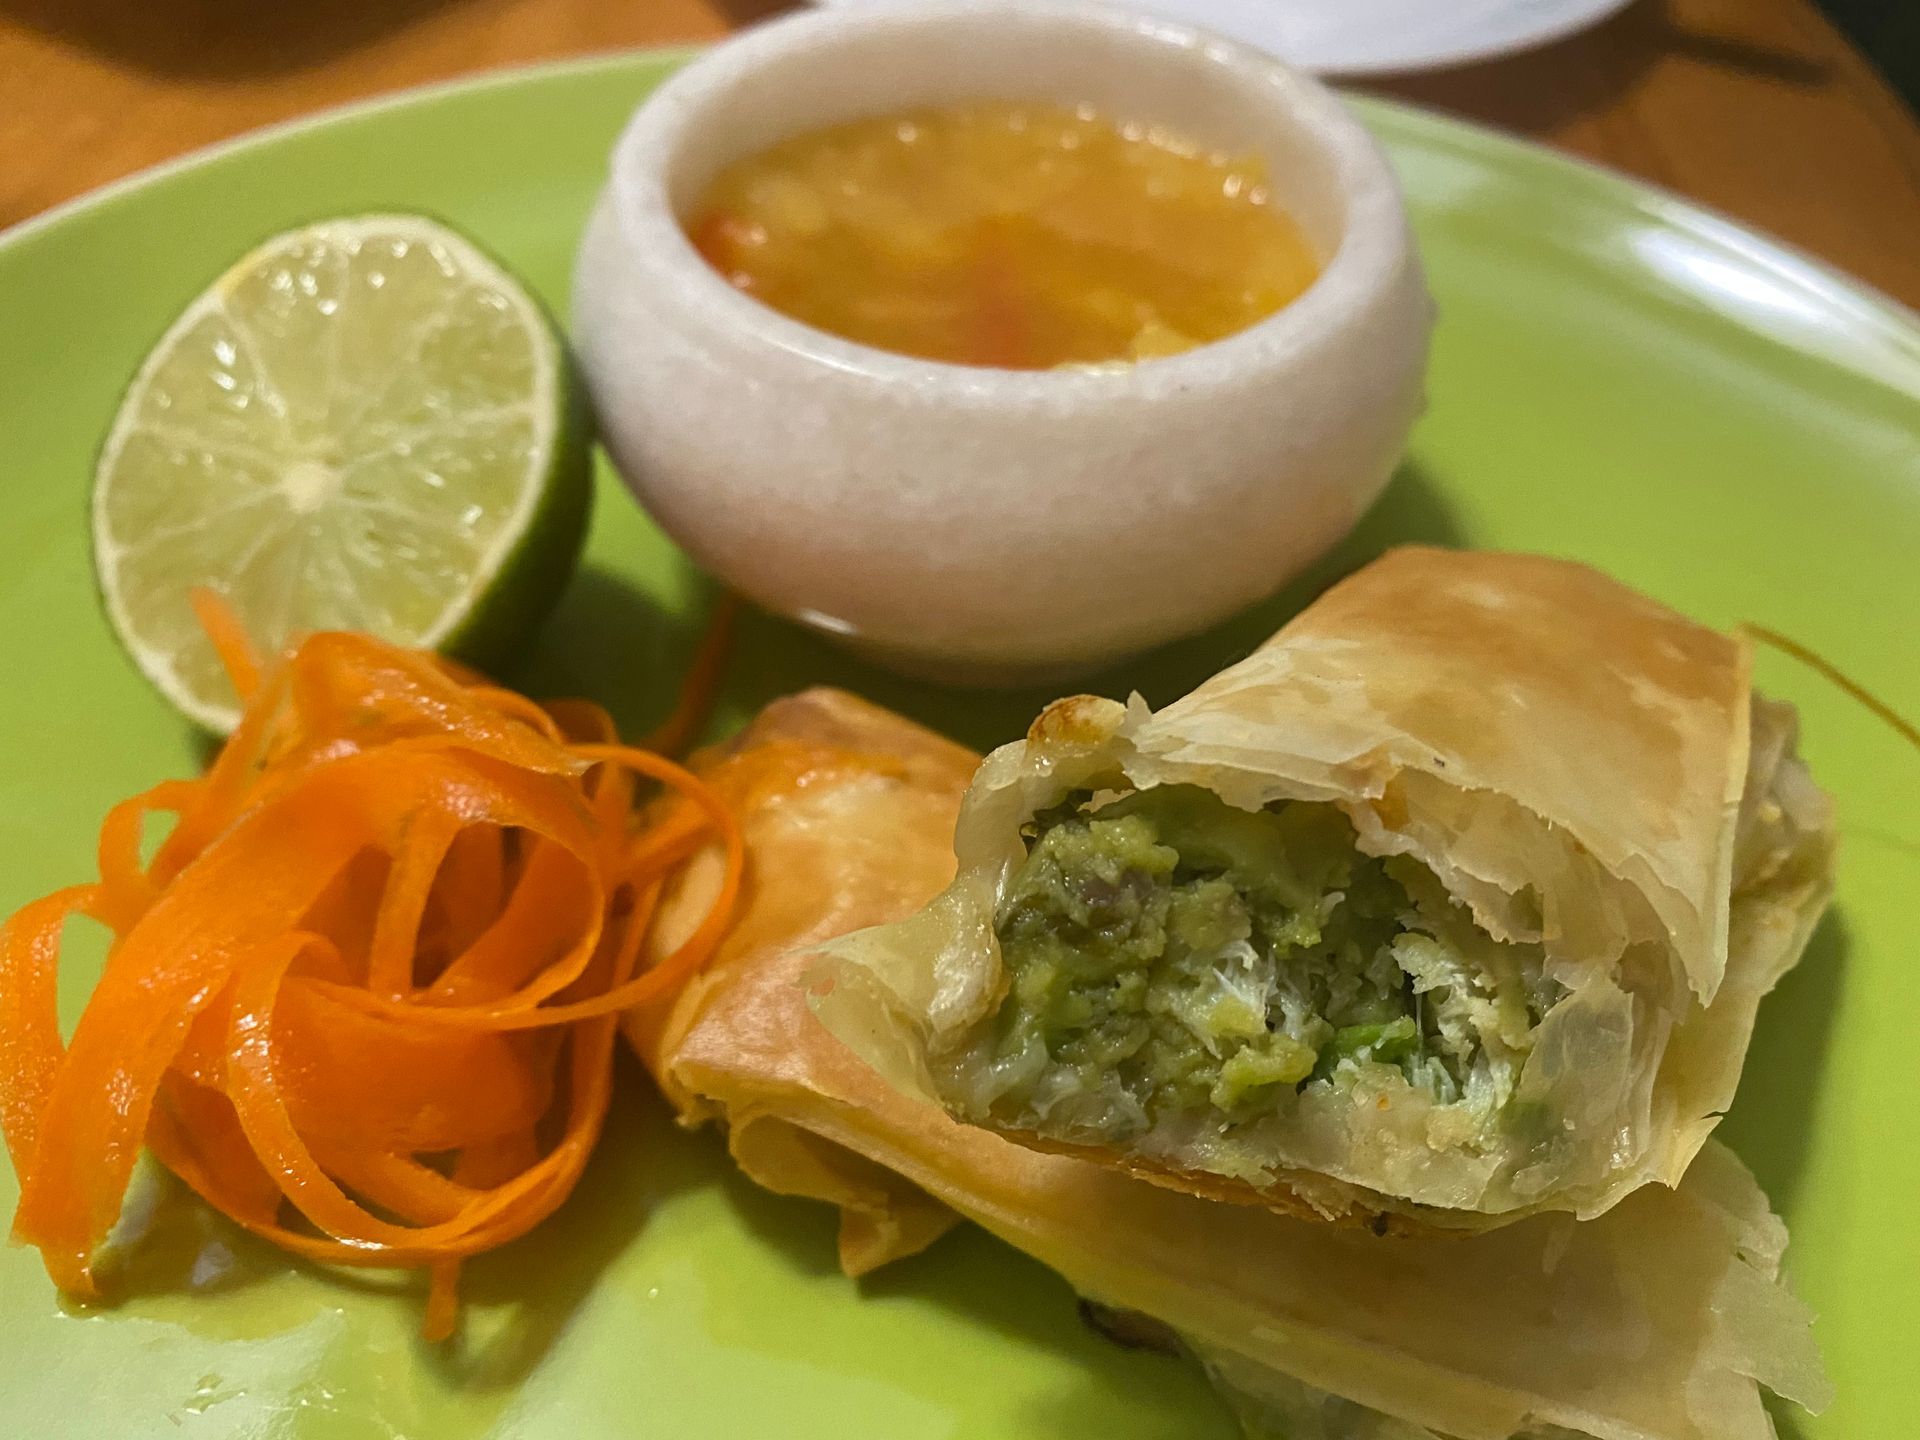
[
  {"left": 990, "top": 1128, "right": 1428, "bottom": 1244},
  {"left": 1026, "top": 693, "right": 1122, "bottom": 749},
  {"left": 624, "top": 688, "right": 981, "bottom": 1268},
  {"left": 721, "top": 686, "right": 980, "bottom": 783},
  {"left": 628, "top": 687, "right": 976, "bottom": 1071},
  {"left": 1174, "top": 545, "right": 1751, "bottom": 997}
]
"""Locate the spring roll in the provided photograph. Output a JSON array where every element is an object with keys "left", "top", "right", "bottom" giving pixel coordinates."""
[
  {"left": 626, "top": 686, "right": 980, "bottom": 1270},
  {"left": 811, "top": 547, "right": 1836, "bottom": 1226},
  {"left": 632, "top": 685, "right": 1828, "bottom": 1440}
]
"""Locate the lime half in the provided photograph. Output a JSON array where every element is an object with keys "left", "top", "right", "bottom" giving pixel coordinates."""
[{"left": 92, "top": 214, "right": 592, "bottom": 731}]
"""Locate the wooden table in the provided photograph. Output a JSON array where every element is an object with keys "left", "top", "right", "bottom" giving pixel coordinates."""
[{"left": 3, "top": 0, "right": 1918, "bottom": 309}]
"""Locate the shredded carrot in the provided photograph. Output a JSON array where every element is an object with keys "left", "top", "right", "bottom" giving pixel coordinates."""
[
  {"left": 640, "top": 595, "right": 740, "bottom": 757},
  {"left": 0, "top": 598, "right": 743, "bottom": 1341},
  {"left": 1741, "top": 622, "right": 1920, "bottom": 753},
  {"left": 189, "top": 585, "right": 262, "bottom": 705}
]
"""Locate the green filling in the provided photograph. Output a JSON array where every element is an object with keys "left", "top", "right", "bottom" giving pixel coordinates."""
[{"left": 979, "top": 786, "right": 1554, "bottom": 1141}]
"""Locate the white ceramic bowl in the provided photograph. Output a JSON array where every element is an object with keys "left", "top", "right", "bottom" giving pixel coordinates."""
[{"left": 573, "top": 0, "right": 1432, "bottom": 684}]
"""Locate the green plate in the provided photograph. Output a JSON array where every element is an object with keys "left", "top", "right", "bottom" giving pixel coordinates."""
[{"left": 2, "top": 49, "right": 1915, "bottom": 1440}]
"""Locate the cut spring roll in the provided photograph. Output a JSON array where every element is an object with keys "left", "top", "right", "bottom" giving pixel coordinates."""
[
  {"left": 813, "top": 548, "right": 1836, "bottom": 1226},
  {"left": 633, "top": 686, "right": 1828, "bottom": 1440}
]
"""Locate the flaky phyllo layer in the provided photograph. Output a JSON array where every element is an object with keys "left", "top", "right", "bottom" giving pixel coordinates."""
[
  {"left": 816, "top": 548, "right": 1837, "bottom": 1223},
  {"left": 636, "top": 687, "right": 1830, "bottom": 1440}
]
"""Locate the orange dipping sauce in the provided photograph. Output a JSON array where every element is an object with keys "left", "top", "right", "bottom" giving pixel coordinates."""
[{"left": 688, "top": 103, "right": 1321, "bottom": 370}]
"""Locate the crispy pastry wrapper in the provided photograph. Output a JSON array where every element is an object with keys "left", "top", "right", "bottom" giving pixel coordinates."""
[
  {"left": 629, "top": 685, "right": 1829, "bottom": 1440},
  {"left": 812, "top": 547, "right": 1837, "bottom": 1224}
]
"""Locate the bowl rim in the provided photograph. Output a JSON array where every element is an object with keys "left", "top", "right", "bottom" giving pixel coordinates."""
[{"left": 597, "top": 0, "right": 1418, "bottom": 400}]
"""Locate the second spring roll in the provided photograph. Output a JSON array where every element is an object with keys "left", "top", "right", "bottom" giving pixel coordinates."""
[{"left": 812, "top": 547, "right": 1836, "bottom": 1226}]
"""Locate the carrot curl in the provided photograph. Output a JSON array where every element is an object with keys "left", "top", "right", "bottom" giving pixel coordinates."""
[{"left": 0, "top": 601, "right": 741, "bottom": 1340}]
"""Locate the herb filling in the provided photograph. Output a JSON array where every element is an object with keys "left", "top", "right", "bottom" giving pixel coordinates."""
[{"left": 971, "top": 786, "right": 1558, "bottom": 1140}]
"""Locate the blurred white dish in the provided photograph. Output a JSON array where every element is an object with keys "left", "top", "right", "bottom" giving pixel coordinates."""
[
  {"left": 573, "top": 0, "right": 1431, "bottom": 685},
  {"left": 815, "top": 0, "right": 1635, "bottom": 76}
]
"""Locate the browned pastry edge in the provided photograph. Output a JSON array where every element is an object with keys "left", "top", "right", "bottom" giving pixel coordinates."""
[{"left": 988, "top": 1125, "right": 1450, "bottom": 1238}]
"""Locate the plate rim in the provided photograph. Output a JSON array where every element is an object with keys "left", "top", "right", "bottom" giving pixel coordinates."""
[
  {"left": 5, "top": 42, "right": 1917, "bottom": 379},
  {"left": 1353, "top": 93, "right": 1920, "bottom": 393}
]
